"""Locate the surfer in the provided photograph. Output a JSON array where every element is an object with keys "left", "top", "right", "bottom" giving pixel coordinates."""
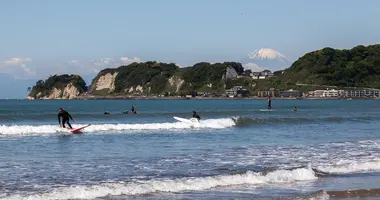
[
  {"left": 293, "top": 106, "right": 297, "bottom": 111},
  {"left": 267, "top": 96, "right": 272, "bottom": 110},
  {"left": 58, "top": 108, "right": 74, "bottom": 129},
  {"left": 192, "top": 110, "right": 201, "bottom": 121},
  {"left": 131, "top": 106, "right": 137, "bottom": 114}
]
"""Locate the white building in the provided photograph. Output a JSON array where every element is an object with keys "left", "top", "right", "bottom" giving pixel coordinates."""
[
  {"left": 313, "top": 90, "right": 325, "bottom": 97},
  {"left": 313, "top": 89, "right": 344, "bottom": 97},
  {"left": 226, "top": 86, "right": 243, "bottom": 97},
  {"left": 322, "top": 89, "right": 339, "bottom": 97},
  {"left": 251, "top": 70, "right": 274, "bottom": 79},
  {"left": 345, "top": 90, "right": 380, "bottom": 97}
]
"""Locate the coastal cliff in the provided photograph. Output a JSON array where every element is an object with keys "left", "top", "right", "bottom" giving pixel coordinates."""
[
  {"left": 88, "top": 61, "right": 243, "bottom": 96},
  {"left": 24, "top": 44, "right": 380, "bottom": 99},
  {"left": 258, "top": 44, "right": 380, "bottom": 92},
  {"left": 27, "top": 74, "right": 87, "bottom": 99}
]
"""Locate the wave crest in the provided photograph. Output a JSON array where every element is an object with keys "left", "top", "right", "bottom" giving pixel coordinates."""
[
  {"left": 0, "top": 118, "right": 236, "bottom": 137},
  {"left": 0, "top": 167, "right": 317, "bottom": 200}
]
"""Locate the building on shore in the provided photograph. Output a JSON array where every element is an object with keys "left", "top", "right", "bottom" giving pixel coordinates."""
[
  {"left": 313, "top": 90, "right": 325, "bottom": 97},
  {"left": 243, "top": 70, "right": 252, "bottom": 77},
  {"left": 257, "top": 88, "right": 276, "bottom": 97},
  {"left": 279, "top": 89, "right": 302, "bottom": 97},
  {"left": 236, "top": 88, "right": 249, "bottom": 97},
  {"left": 322, "top": 89, "right": 342, "bottom": 97},
  {"left": 311, "top": 89, "right": 344, "bottom": 97},
  {"left": 249, "top": 70, "right": 275, "bottom": 79},
  {"left": 226, "top": 86, "right": 244, "bottom": 97},
  {"left": 345, "top": 90, "right": 380, "bottom": 97}
]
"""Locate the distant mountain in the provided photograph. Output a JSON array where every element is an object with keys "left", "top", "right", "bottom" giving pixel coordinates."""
[{"left": 241, "top": 48, "right": 291, "bottom": 72}]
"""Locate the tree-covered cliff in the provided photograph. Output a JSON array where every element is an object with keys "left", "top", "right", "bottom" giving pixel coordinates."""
[
  {"left": 88, "top": 61, "right": 246, "bottom": 96},
  {"left": 255, "top": 44, "right": 380, "bottom": 92},
  {"left": 27, "top": 74, "right": 87, "bottom": 99}
]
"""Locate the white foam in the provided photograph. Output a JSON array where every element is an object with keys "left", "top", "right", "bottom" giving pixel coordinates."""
[
  {"left": 0, "top": 118, "right": 236, "bottom": 137},
  {"left": 316, "top": 159, "right": 380, "bottom": 174},
  {"left": 0, "top": 168, "right": 317, "bottom": 200}
]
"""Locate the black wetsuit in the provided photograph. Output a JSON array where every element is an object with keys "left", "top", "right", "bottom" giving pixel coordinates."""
[
  {"left": 268, "top": 99, "right": 272, "bottom": 110},
  {"left": 131, "top": 106, "right": 136, "bottom": 114},
  {"left": 58, "top": 110, "right": 73, "bottom": 129},
  {"left": 192, "top": 113, "right": 201, "bottom": 121}
]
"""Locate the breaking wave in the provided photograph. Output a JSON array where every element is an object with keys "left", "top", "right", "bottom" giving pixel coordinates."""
[
  {"left": 0, "top": 167, "right": 317, "bottom": 200},
  {"left": 0, "top": 118, "right": 236, "bottom": 137},
  {"left": 232, "top": 116, "right": 375, "bottom": 127},
  {"left": 316, "top": 159, "right": 380, "bottom": 174}
]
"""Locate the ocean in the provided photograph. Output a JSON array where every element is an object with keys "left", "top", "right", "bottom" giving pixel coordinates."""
[{"left": 1, "top": 99, "right": 380, "bottom": 200}]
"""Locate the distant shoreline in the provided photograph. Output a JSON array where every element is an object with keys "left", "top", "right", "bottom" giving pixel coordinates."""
[{"left": 21, "top": 96, "right": 380, "bottom": 100}]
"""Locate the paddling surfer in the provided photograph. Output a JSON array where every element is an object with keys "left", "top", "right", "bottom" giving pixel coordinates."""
[{"left": 58, "top": 108, "right": 75, "bottom": 129}]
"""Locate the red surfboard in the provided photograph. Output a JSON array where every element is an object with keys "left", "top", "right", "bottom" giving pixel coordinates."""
[{"left": 70, "top": 124, "right": 91, "bottom": 134}]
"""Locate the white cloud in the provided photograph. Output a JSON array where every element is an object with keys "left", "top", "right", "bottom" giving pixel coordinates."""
[
  {"left": 0, "top": 57, "right": 36, "bottom": 78},
  {"left": 3, "top": 57, "right": 32, "bottom": 65},
  {"left": 93, "top": 57, "right": 112, "bottom": 66},
  {"left": 0, "top": 55, "right": 144, "bottom": 80},
  {"left": 243, "top": 63, "right": 264, "bottom": 72},
  {"left": 69, "top": 60, "right": 84, "bottom": 67},
  {"left": 68, "top": 60, "right": 101, "bottom": 74},
  {"left": 120, "top": 56, "right": 141, "bottom": 64},
  {"left": 90, "top": 69, "right": 100, "bottom": 73},
  {"left": 20, "top": 64, "right": 36, "bottom": 76},
  {"left": 56, "top": 56, "right": 143, "bottom": 77},
  {"left": 175, "top": 63, "right": 183, "bottom": 68},
  {"left": 91, "top": 56, "right": 142, "bottom": 68}
]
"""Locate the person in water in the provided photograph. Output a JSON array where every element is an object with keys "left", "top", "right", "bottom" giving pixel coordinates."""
[
  {"left": 267, "top": 96, "right": 272, "bottom": 110},
  {"left": 293, "top": 106, "right": 297, "bottom": 111},
  {"left": 192, "top": 110, "right": 201, "bottom": 121},
  {"left": 58, "top": 108, "right": 75, "bottom": 129},
  {"left": 131, "top": 106, "right": 137, "bottom": 114}
]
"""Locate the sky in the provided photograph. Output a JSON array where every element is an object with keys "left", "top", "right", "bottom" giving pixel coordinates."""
[{"left": 0, "top": 0, "right": 380, "bottom": 98}]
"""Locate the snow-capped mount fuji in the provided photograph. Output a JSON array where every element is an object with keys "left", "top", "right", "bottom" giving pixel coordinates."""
[
  {"left": 241, "top": 48, "right": 291, "bottom": 72},
  {"left": 248, "top": 48, "right": 287, "bottom": 62}
]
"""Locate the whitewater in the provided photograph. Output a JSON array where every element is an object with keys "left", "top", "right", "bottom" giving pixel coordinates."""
[
  {"left": 0, "top": 118, "right": 236, "bottom": 137},
  {"left": 1, "top": 99, "right": 380, "bottom": 200}
]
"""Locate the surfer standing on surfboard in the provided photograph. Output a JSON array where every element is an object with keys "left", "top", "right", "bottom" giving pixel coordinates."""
[
  {"left": 131, "top": 106, "right": 137, "bottom": 114},
  {"left": 268, "top": 97, "right": 272, "bottom": 110},
  {"left": 192, "top": 110, "right": 201, "bottom": 121},
  {"left": 58, "top": 108, "right": 75, "bottom": 129}
]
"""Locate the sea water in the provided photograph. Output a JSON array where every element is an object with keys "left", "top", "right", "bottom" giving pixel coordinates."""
[{"left": 0, "top": 99, "right": 380, "bottom": 200}]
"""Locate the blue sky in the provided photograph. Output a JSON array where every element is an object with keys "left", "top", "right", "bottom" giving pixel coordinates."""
[{"left": 0, "top": 0, "right": 380, "bottom": 98}]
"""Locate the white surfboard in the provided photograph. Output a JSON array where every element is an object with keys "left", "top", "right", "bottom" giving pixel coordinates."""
[
  {"left": 174, "top": 116, "right": 200, "bottom": 123},
  {"left": 174, "top": 116, "right": 191, "bottom": 123},
  {"left": 260, "top": 109, "right": 274, "bottom": 112}
]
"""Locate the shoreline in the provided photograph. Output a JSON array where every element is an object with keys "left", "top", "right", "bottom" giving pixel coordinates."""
[{"left": 22, "top": 95, "right": 380, "bottom": 100}]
